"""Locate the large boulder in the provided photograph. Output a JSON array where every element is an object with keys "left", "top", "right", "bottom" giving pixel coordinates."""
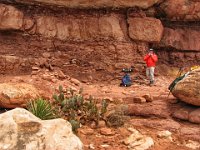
[
  {"left": 172, "top": 68, "right": 200, "bottom": 106},
  {"left": 0, "top": 4, "right": 23, "bottom": 30},
  {"left": 0, "top": 108, "right": 83, "bottom": 150},
  {"left": 15, "top": 0, "right": 161, "bottom": 9},
  {"left": 0, "top": 83, "right": 40, "bottom": 108},
  {"left": 128, "top": 17, "right": 164, "bottom": 42},
  {"left": 160, "top": 0, "right": 200, "bottom": 21},
  {"left": 159, "top": 28, "right": 200, "bottom": 51}
]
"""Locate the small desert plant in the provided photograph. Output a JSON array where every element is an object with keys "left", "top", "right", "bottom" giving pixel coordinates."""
[
  {"left": 69, "top": 119, "right": 80, "bottom": 133},
  {"left": 53, "top": 86, "right": 109, "bottom": 132},
  {"left": 27, "top": 98, "right": 58, "bottom": 120}
]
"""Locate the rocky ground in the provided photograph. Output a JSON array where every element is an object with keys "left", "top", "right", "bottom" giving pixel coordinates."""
[{"left": 0, "top": 67, "right": 199, "bottom": 150}]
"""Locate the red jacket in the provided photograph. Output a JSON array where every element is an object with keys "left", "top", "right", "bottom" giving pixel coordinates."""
[{"left": 144, "top": 54, "right": 158, "bottom": 67}]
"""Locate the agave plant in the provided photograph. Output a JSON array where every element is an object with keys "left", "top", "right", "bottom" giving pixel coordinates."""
[{"left": 27, "top": 98, "right": 57, "bottom": 120}]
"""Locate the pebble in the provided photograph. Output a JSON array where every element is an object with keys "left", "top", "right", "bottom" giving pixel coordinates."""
[
  {"left": 98, "top": 120, "right": 106, "bottom": 128},
  {"left": 80, "top": 128, "right": 94, "bottom": 135},
  {"left": 100, "top": 128, "right": 115, "bottom": 136},
  {"left": 142, "top": 94, "right": 153, "bottom": 102},
  {"left": 89, "top": 144, "right": 95, "bottom": 149},
  {"left": 157, "top": 130, "right": 172, "bottom": 139},
  {"left": 133, "top": 97, "right": 146, "bottom": 103}
]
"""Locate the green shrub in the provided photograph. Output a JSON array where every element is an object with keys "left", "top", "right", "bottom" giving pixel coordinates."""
[{"left": 27, "top": 98, "right": 58, "bottom": 120}]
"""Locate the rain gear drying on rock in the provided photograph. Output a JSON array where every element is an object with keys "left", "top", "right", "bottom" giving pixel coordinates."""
[
  {"left": 168, "top": 66, "right": 200, "bottom": 92},
  {"left": 168, "top": 72, "right": 190, "bottom": 92}
]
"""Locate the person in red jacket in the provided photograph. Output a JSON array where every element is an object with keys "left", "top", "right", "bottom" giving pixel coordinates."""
[{"left": 144, "top": 48, "right": 158, "bottom": 85}]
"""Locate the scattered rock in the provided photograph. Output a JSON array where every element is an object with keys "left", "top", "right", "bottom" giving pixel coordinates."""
[
  {"left": 80, "top": 128, "right": 94, "bottom": 135},
  {"left": 103, "top": 97, "right": 114, "bottom": 102},
  {"left": 133, "top": 96, "right": 146, "bottom": 103},
  {"left": 0, "top": 108, "right": 83, "bottom": 150},
  {"left": 57, "top": 70, "right": 66, "bottom": 79},
  {"left": 44, "top": 61, "right": 50, "bottom": 69},
  {"left": 98, "top": 120, "right": 106, "bottom": 128},
  {"left": 89, "top": 144, "right": 95, "bottom": 149},
  {"left": 42, "top": 74, "right": 54, "bottom": 82},
  {"left": 157, "top": 130, "right": 172, "bottom": 139},
  {"left": 42, "top": 52, "right": 51, "bottom": 58},
  {"left": 124, "top": 127, "right": 154, "bottom": 150},
  {"left": 38, "top": 58, "right": 47, "bottom": 67},
  {"left": 142, "top": 94, "right": 153, "bottom": 102},
  {"left": 100, "top": 128, "right": 115, "bottom": 136},
  {"left": 31, "top": 70, "right": 40, "bottom": 75},
  {"left": 70, "top": 78, "right": 81, "bottom": 86},
  {"left": 101, "top": 144, "right": 110, "bottom": 148},
  {"left": 32, "top": 66, "right": 40, "bottom": 70},
  {"left": 0, "top": 83, "right": 40, "bottom": 108}
]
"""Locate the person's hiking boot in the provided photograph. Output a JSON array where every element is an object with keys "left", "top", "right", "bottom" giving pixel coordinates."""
[{"left": 149, "top": 80, "right": 154, "bottom": 86}]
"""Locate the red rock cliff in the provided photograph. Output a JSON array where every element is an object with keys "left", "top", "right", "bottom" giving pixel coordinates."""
[{"left": 0, "top": 0, "right": 199, "bottom": 81}]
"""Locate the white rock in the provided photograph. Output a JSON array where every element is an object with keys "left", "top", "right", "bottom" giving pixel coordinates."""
[
  {"left": 128, "top": 136, "right": 154, "bottom": 150},
  {"left": 124, "top": 128, "right": 154, "bottom": 150},
  {"left": 89, "top": 144, "right": 95, "bottom": 149},
  {"left": 157, "top": 130, "right": 172, "bottom": 138},
  {"left": 0, "top": 108, "right": 83, "bottom": 150},
  {"left": 185, "top": 140, "right": 200, "bottom": 150},
  {"left": 101, "top": 144, "right": 110, "bottom": 148},
  {"left": 128, "top": 127, "right": 140, "bottom": 134}
]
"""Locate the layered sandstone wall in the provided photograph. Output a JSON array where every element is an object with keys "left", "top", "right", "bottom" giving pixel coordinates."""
[{"left": 0, "top": 0, "right": 199, "bottom": 81}]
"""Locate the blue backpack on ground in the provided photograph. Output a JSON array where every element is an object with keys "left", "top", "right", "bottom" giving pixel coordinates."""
[{"left": 120, "top": 74, "right": 132, "bottom": 87}]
